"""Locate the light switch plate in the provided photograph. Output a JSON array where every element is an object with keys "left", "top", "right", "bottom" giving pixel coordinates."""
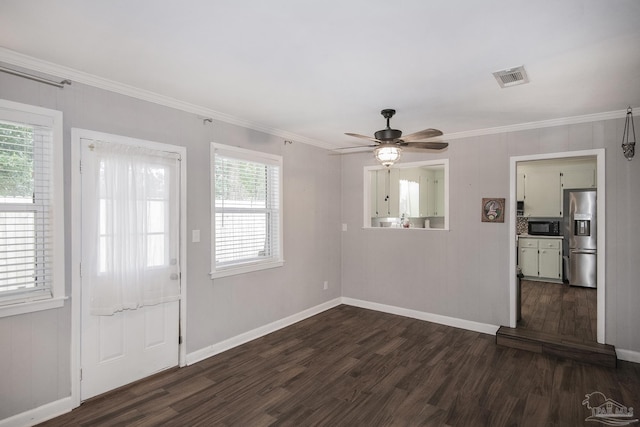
[{"left": 192, "top": 229, "right": 200, "bottom": 243}]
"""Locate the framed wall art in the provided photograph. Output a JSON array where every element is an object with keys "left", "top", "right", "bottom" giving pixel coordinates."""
[{"left": 481, "top": 198, "right": 505, "bottom": 223}]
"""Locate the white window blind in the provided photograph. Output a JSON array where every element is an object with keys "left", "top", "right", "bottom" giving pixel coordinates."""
[
  {"left": 0, "top": 115, "right": 56, "bottom": 304},
  {"left": 211, "top": 143, "right": 283, "bottom": 278}
]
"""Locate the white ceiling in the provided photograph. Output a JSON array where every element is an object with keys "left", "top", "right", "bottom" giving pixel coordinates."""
[{"left": 1, "top": 0, "right": 639, "bottom": 148}]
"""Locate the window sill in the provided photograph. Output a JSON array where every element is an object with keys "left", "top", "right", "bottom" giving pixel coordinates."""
[
  {"left": 210, "top": 260, "right": 284, "bottom": 279},
  {"left": 0, "top": 296, "right": 67, "bottom": 318}
]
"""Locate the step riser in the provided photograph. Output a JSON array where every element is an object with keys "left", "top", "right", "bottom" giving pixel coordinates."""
[{"left": 496, "top": 327, "right": 617, "bottom": 368}]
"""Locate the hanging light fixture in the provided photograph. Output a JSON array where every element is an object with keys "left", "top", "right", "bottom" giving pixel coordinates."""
[
  {"left": 622, "top": 106, "right": 636, "bottom": 161},
  {"left": 374, "top": 145, "right": 402, "bottom": 167}
]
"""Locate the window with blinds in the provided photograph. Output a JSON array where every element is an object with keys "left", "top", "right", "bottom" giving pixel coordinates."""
[
  {"left": 0, "top": 100, "right": 64, "bottom": 311},
  {"left": 210, "top": 143, "right": 283, "bottom": 278}
]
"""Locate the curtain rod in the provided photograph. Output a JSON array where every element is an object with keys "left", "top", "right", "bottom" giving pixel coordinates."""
[{"left": 0, "top": 65, "right": 71, "bottom": 88}]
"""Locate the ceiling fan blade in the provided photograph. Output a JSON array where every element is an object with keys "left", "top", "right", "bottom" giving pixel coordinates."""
[
  {"left": 401, "top": 128, "right": 443, "bottom": 142},
  {"left": 345, "top": 132, "right": 383, "bottom": 143},
  {"left": 403, "top": 141, "right": 449, "bottom": 151}
]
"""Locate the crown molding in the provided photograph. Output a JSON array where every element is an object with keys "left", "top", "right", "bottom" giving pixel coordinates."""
[
  {"left": 443, "top": 109, "right": 630, "bottom": 141},
  {"left": 0, "top": 47, "right": 632, "bottom": 149},
  {"left": 0, "top": 47, "right": 330, "bottom": 149}
]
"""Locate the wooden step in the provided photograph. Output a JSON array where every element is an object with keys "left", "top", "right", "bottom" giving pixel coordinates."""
[{"left": 496, "top": 326, "right": 617, "bottom": 368}]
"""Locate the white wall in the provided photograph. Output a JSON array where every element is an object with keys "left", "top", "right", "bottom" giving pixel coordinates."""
[
  {"left": 0, "top": 65, "right": 343, "bottom": 421},
  {"left": 340, "top": 120, "right": 640, "bottom": 353}
]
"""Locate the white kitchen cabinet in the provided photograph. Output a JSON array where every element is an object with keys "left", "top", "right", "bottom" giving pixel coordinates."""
[
  {"left": 518, "top": 159, "right": 596, "bottom": 218},
  {"left": 516, "top": 172, "right": 525, "bottom": 201},
  {"left": 372, "top": 169, "right": 387, "bottom": 217},
  {"left": 370, "top": 170, "right": 378, "bottom": 217},
  {"left": 419, "top": 173, "right": 432, "bottom": 216},
  {"left": 417, "top": 169, "right": 444, "bottom": 217},
  {"left": 538, "top": 239, "right": 562, "bottom": 280},
  {"left": 433, "top": 169, "right": 445, "bottom": 216},
  {"left": 518, "top": 237, "right": 563, "bottom": 282},
  {"left": 371, "top": 169, "right": 399, "bottom": 217},
  {"left": 561, "top": 165, "right": 596, "bottom": 190},
  {"left": 524, "top": 171, "right": 561, "bottom": 217},
  {"left": 519, "top": 242, "right": 539, "bottom": 277}
]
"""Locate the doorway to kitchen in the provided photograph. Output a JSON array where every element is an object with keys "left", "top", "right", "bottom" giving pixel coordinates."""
[
  {"left": 519, "top": 279, "right": 597, "bottom": 342},
  {"left": 508, "top": 149, "right": 605, "bottom": 344}
]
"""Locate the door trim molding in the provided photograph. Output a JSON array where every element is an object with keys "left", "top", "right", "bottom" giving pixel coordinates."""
[
  {"left": 508, "top": 148, "right": 605, "bottom": 344},
  {"left": 70, "top": 128, "right": 188, "bottom": 408}
]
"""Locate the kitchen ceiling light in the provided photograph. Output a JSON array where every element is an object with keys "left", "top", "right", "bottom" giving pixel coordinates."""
[
  {"left": 374, "top": 145, "right": 402, "bottom": 167},
  {"left": 622, "top": 106, "right": 636, "bottom": 161}
]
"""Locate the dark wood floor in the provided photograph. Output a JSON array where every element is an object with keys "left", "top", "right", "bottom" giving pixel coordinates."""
[
  {"left": 39, "top": 305, "right": 639, "bottom": 427},
  {"left": 519, "top": 280, "right": 597, "bottom": 342}
]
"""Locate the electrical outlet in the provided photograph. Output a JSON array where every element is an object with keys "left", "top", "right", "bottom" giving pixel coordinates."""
[{"left": 323, "top": 281, "right": 329, "bottom": 290}]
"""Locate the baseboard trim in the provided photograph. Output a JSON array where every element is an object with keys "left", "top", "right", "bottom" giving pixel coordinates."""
[
  {"left": 186, "top": 298, "right": 342, "bottom": 365},
  {"left": 187, "top": 297, "right": 500, "bottom": 366},
  {"left": 341, "top": 297, "right": 501, "bottom": 336},
  {"left": 0, "top": 396, "right": 74, "bottom": 427},
  {"left": 616, "top": 348, "right": 640, "bottom": 364}
]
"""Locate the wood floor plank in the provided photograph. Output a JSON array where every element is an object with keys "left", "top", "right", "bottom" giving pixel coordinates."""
[
  {"left": 37, "top": 305, "right": 640, "bottom": 427},
  {"left": 519, "top": 280, "right": 597, "bottom": 342}
]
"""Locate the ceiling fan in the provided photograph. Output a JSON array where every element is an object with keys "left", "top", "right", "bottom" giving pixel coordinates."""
[{"left": 342, "top": 109, "right": 448, "bottom": 166}]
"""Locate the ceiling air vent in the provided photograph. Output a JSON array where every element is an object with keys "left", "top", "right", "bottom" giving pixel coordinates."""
[{"left": 493, "top": 66, "right": 529, "bottom": 88}]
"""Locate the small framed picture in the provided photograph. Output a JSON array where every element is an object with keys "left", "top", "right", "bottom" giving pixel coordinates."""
[{"left": 481, "top": 198, "right": 505, "bottom": 223}]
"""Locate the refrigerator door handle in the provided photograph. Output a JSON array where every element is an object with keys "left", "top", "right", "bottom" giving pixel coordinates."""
[{"left": 571, "top": 249, "right": 597, "bottom": 255}]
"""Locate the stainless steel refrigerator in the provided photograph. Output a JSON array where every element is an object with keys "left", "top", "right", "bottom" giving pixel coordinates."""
[{"left": 563, "top": 189, "right": 597, "bottom": 288}]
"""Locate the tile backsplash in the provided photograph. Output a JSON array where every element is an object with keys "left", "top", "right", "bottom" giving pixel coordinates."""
[{"left": 516, "top": 217, "right": 528, "bottom": 235}]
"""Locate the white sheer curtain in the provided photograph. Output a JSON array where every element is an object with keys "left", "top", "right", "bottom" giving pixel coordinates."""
[{"left": 89, "top": 141, "right": 180, "bottom": 315}]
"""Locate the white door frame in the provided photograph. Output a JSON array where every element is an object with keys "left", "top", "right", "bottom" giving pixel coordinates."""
[
  {"left": 70, "top": 128, "right": 188, "bottom": 408},
  {"left": 508, "top": 148, "right": 606, "bottom": 344}
]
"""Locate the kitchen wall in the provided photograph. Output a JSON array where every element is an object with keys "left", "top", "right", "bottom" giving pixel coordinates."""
[
  {"left": 0, "top": 66, "right": 343, "bottom": 421},
  {"left": 341, "top": 119, "right": 639, "bottom": 354}
]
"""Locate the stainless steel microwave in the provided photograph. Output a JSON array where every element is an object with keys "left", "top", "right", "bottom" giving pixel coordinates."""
[{"left": 528, "top": 220, "right": 561, "bottom": 236}]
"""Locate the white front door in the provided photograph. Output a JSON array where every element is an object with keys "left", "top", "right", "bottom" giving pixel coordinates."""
[{"left": 80, "top": 136, "right": 181, "bottom": 400}]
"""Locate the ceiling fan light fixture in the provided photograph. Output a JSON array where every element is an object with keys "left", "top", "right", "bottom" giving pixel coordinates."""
[{"left": 374, "top": 145, "right": 402, "bottom": 167}]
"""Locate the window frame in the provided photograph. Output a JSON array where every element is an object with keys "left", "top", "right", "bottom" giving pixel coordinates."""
[
  {"left": 0, "top": 99, "right": 65, "bottom": 317},
  {"left": 210, "top": 142, "right": 284, "bottom": 279}
]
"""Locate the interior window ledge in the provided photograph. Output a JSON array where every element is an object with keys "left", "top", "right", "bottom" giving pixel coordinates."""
[
  {"left": 210, "top": 260, "right": 285, "bottom": 280},
  {"left": 0, "top": 296, "right": 67, "bottom": 318}
]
